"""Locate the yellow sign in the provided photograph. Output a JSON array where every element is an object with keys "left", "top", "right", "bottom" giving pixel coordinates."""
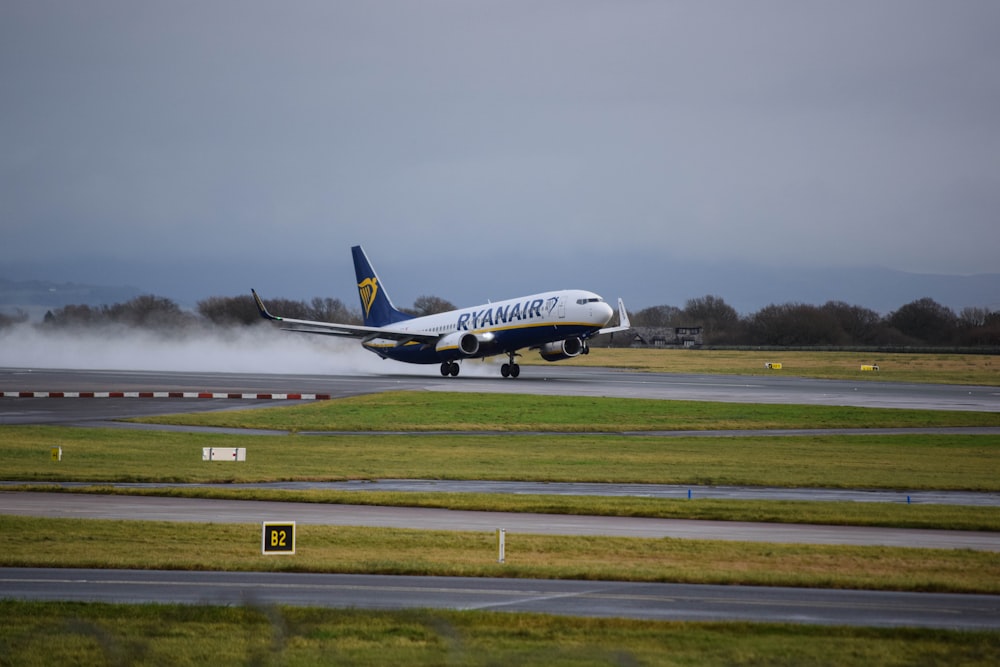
[
  {"left": 51, "top": 447, "right": 62, "bottom": 462},
  {"left": 262, "top": 522, "right": 296, "bottom": 555}
]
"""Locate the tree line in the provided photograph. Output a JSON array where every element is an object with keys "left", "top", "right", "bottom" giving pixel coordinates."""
[
  {"left": 7, "top": 292, "right": 999, "bottom": 348},
  {"left": 630, "top": 296, "right": 1000, "bottom": 348},
  {"left": 25, "top": 294, "right": 456, "bottom": 330}
]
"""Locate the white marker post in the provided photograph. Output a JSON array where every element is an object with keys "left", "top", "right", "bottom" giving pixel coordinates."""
[{"left": 497, "top": 528, "right": 506, "bottom": 564}]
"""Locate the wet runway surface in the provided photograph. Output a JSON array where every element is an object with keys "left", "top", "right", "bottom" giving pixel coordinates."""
[
  {"left": 4, "top": 366, "right": 1000, "bottom": 416},
  {"left": 6, "top": 479, "right": 998, "bottom": 508},
  {"left": 3, "top": 491, "right": 998, "bottom": 551},
  {"left": 4, "top": 568, "right": 998, "bottom": 630}
]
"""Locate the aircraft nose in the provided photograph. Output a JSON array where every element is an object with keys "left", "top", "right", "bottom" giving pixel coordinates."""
[{"left": 596, "top": 300, "right": 614, "bottom": 325}]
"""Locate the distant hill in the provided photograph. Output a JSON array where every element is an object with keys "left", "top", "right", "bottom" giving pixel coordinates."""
[
  {"left": 0, "top": 278, "right": 142, "bottom": 317},
  {"left": 2, "top": 261, "right": 998, "bottom": 321},
  {"left": 406, "top": 251, "right": 1000, "bottom": 316}
]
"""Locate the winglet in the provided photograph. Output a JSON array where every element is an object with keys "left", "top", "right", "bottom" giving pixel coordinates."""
[
  {"left": 616, "top": 297, "right": 630, "bottom": 330},
  {"left": 597, "top": 298, "right": 631, "bottom": 335},
  {"left": 251, "top": 289, "right": 281, "bottom": 321}
]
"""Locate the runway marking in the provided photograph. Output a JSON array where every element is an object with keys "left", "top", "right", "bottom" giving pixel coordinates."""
[{"left": 0, "top": 391, "right": 332, "bottom": 400}]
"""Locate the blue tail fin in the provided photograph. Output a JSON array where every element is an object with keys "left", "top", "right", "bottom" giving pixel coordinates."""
[{"left": 352, "top": 245, "right": 412, "bottom": 327}]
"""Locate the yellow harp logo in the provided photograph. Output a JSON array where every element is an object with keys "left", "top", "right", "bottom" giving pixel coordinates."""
[{"left": 358, "top": 277, "right": 379, "bottom": 317}]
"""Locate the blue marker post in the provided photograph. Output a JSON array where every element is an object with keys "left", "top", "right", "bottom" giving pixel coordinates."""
[{"left": 687, "top": 489, "right": 692, "bottom": 500}]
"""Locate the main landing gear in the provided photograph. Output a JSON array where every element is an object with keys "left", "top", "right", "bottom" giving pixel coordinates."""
[
  {"left": 440, "top": 354, "right": 521, "bottom": 379},
  {"left": 500, "top": 351, "right": 521, "bottom": 378}
]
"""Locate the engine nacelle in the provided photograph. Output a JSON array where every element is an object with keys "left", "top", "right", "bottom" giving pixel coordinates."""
[
  {"left": 538, "top": 337, "right": 584, "bottom": 362},
  {"left": 436, "top": 331, "right": 480, "bottom": 357}
]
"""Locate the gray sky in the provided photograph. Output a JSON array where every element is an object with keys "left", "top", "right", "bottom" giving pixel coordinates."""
[{"left": 2, "top": 1, "right": 998, "bottom": 312}]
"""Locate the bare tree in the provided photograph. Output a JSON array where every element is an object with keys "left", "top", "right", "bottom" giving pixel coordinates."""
[
  {"left": 42, "top": 304, "right": 100, "bottom": 327},
  {"left": 197, "top": 295, "right": 261, "bottom": 326},
  {"left": 104, "top": 295, "right": 191, "bottom": 328},
  {"left": 959, "top": 307, "right": 991, "bottom": 328},
  {"left": 748, "top": 303, "right": 844, "bottom": 346},
  {"left": 632, "top": 304, "right": 683, "bottom": 327},
  {"left": 821, "top": 301, "right": 884, "bottom": 345},
  {"left": 409, "top": 295, "right": 455, "bottom": 317},
  {"left": 0, "top": 308, "right": 29, "bottom": 329},
  {"left": 308, "top": 297, "right": 360, "bottom": 324},
  {"left": 41, "top": 296, "right": 195, "bottom": 330},
  {"left": 958, "top": 307, "right": 1000, "bottom": 346},
  {"left": 887, "top": 298, "right": 957, "bottom": 345},
  {"left": 683, "top": 295, "right": 741, "bottom": 344}
]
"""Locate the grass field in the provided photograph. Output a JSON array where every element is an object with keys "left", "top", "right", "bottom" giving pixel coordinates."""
[
  {"left": 535, "top": 348, "right": 1000, "bottom": 385},
  {"left": 4, "top": 515, "right": 998, "bottom": 593},
  {"left": 4, "top": 601, "right": 996, "bottom": 667},
  {"left": 4, "top": 395, "right": 999, "bottom": 530},
  {"left": 5, "top": 427, "right": 999, "bottom": 493},
  {"left": 4, "top": 357, "right": 999, "bottom": 663},
  {"left": 130, "top": 391, "right": 1000, "bottom": 432}
]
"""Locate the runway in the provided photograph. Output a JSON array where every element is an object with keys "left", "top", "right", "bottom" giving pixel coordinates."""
[
  {"left": 2, "top": 365, "right": 999, "bottom": 628},
  {"left": 8, "top": 479, "right": 998, "bottom": 507},
  {"left": 4, "top": 365, "right": 1000, "bottom": 417},
  {"left": 4, "top": 568, "right": 998, "bottom": 630},
  {"left": 4, "top": 491, "right": 998, "bottom": 550}
]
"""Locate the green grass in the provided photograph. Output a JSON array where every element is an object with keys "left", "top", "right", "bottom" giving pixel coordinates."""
[
  {"left": 4, "top": 390, "right": 999, "bottom": 538},
  {"left": 4, "top": 601, "right": 996, "bottom": 667},
  {"left": 5, "top": 366, "right": 999, "bottom": 662},
  {"left": 549, "top": 348, "right": 1000, "bottom": 386},
  {"left": 3, "top": 515, "right": 998, "bottom": 593},
  {"left": 130, "top": 391, "right": 1000, "bottom": 432},
  {"left": 4, "top": 386, "right": 999, "bottom": 662},
  {"left": 5, "top": 426, "right": 998, "bottom": 492}
]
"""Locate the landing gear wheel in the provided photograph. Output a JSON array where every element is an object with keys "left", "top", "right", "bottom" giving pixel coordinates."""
[
  {"left": 500, "top": 351, "right": 521, "bottom": 379},
  {"left": 449, "top": 361, "right": 460, "bottom": 377},
  {"left": 440, "top": 362, "right": 451, "bottom": 377}
]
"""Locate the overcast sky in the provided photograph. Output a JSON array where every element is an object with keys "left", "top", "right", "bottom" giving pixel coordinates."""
[{"left": 2, "top": 1, "right": 998, "bottom": 312}]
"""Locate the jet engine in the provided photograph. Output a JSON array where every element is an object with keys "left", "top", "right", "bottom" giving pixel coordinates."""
[
  {"left": 538, "top": 337, "right": 585, "bottom": 362},
  {"left": 434, "top": 331, "right": 499, "bottom": 358},
  {"left": 436, "top": 331, "right": 480, "bottom": 357}
]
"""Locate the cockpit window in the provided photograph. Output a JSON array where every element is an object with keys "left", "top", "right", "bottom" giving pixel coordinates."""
[{"left": 576, "top": 298, "right": 603, "bottom": 305}]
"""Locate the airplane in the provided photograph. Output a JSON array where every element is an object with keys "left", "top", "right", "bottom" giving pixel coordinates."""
[{"left": 252, "top": 245, "right": 630, "bottom": 378}]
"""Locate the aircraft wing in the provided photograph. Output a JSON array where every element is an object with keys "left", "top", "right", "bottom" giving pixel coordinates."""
[
  {"left": 596, "top": 298, "right": 631, "bottom": 336},
  {"left": 251, "top": 290, "right": 440, "bottom": 344}
]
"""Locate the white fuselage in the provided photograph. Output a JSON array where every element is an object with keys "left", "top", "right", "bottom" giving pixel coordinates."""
[{"left": 362, "top": 289, "right": 614, "bottom": 364}]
